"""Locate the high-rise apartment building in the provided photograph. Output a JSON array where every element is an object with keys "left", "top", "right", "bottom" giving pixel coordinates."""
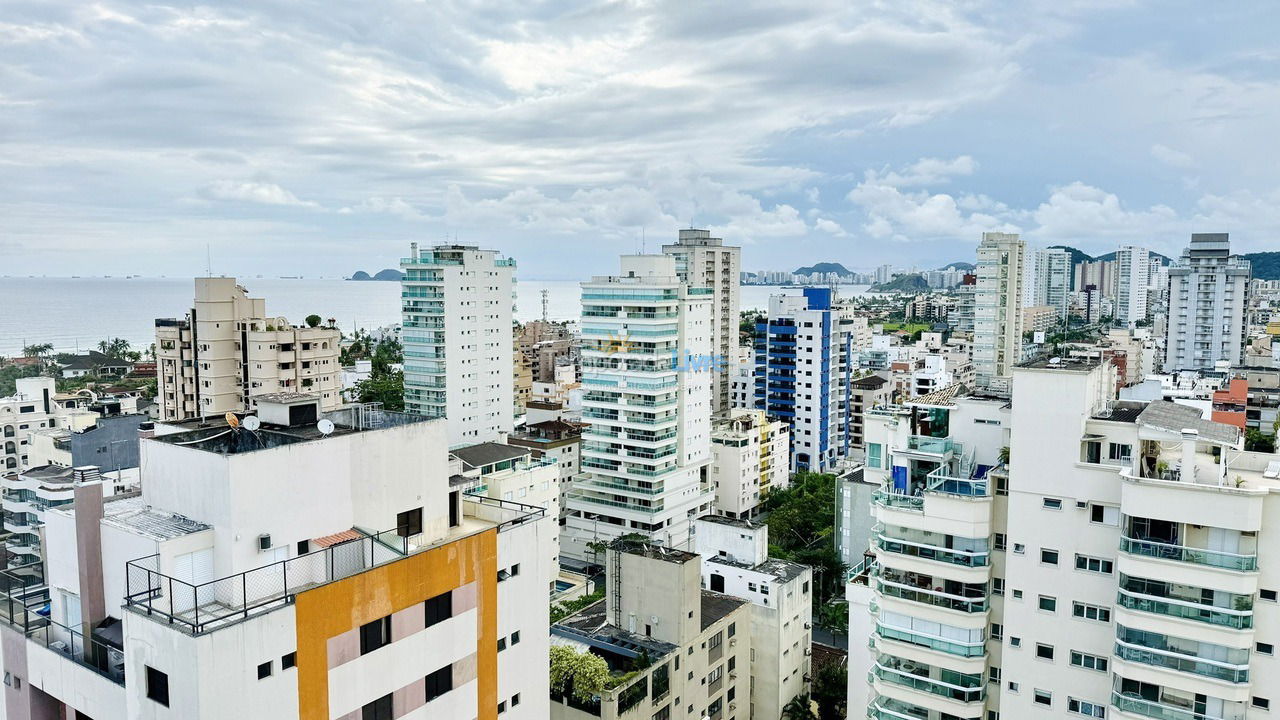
[
  {"left": 563, "top": 255, "right": 715, "bottom": 559},
  {"left": 155, "top": 278, "right": 341, "bottom": 421},
  {"left": 752, "top": 288, "right": 855, "bottom": 472},
  {"left": 401, "top": 244, "right": 516, "bottom": 445},
  {"left": 974, "top": 232, "right": 1026, "bottom": 390},
  {"left": 1033, "top": 247, "right": 1072, "bottom": 320},
  {"left": 1164, "top": 233, "right": 1252, "bottom": 372},
  {"left": 1075, "top": 260, "right": 1117, "bottom": 299},
  {"left": 0, "top": 394, "right": 554, "bottom": 720},
  {"left": 663, "top": 229, "right": 741, "bottom": 415},
  {"left": 1115, "top": 245, "right": 1152, "bottom": 326},
  {"left": 849, "top": 356, "right": 1280, "bottom": 720}
]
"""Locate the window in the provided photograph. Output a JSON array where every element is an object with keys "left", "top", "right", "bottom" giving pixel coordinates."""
[
  {"left": 1263, "top": 589, "right": 1278, "bottom": 602},
  {"left": 989, "top": 666, "right": 1001, "bottom": 683},
  {"left": 1068, "top": 697, "right": 1107, "bottom": 717},
  {"left": 1012, "top": 589, "right": 1023, "bottom": 600},
  {"left": 146, "top": 666, "right": 170, "bottom": 707},
  {"left": 1041, "top": 549, "right": 1059, "bottom": 565},
  {"left": 512, "top": 693, "right": 520, "bottom": 707},
  {"left": 1074, "top": 554, "right": 1114, "bottom": 574},
  {"left": 1038, "top": 596, "right": 1057, "bottom": 612},
  {"left": 511, "top": 631, "right": 521, "bottom": 645},
  {"left": 1072, "top": 602, "right": 1111, "bottom": 623},
  {"left": 397, "top": 507, "right": 423, "bottom": 537},
  {"left": 1043, "top": 498, "right": 1062, "bottom": 510},
  {"left": 1010, "top": 637, "right": 1022, "bottom": 648},
  {"left": 257, "top": 661, "right": 272, "bottom": 679},
  {"left": 1258, "top": 643, "right": 1274, "bottom": 655},
  {"left": 360, "top": 616, "right": 392, "bottom": 655},
  {"left": 282, "top": 652, "right": 296, "bottom": 670},
  {"left": 498, "top": 637, "right": 507, "bottom": 652},
  {"left": 1013, "top": 543, "right": 1025, "bottom": 555},
  {"left": 728, "top": 622, "right": 736, "bottom": 637},
  {"left": 1254, "top": 698, "right": 1271, "bottom": 710},
  {"left": 425, "top": 590, "right": 453, "bottom": 628},
  {"left": 363, "top": 694, "right": 393, "bottom": 720},
  {"left": 993, "top": 533, "right": 1007, "bottom": 551},
  {"left": 296, "top": 540, "right": 311, "bottom": 555},
  {"left": 990, "top": 623, "right": 1003, "bottom": 640},
  {"left": 1089, "top": 504, "right": 1119, "bottom": 526},
  {"left": 498, "top": 701, "right": 506, "bottom": 714},
  {"left": 867, "top": 443, "right": 882, "bottom": 469},
  {"left": 991, "top": 578, "right": 1005, "bottom": 596},
  {"left": 1108, "top": 442, "right": 1132, "bottom": 463},
  {"left": 425, "top": 664, "right": 453, "bottom": 703},
  {"left": 1070, "top": 651, "right": 1108, "bottom": 672},
  {"left": 1008, "top": 681, "right": 1020, "bottom": 692},
  {"left": 1036, "top": 644, "right": 1055, "bottom": 661},
  {"left": 1034, "top": 689, "right": 1052, "bottom": 706}
]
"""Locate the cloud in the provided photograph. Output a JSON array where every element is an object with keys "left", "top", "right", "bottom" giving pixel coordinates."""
[
  {"left": 339, "top": 196, "right": 427, "bottom": 220},
  {"left": 872, "top": 156, "right": 978, "bottom": 188},
  {"left": 1030, "top": 182, "right": 1178, "bottom": 240},
  {"left": 200, "top": 181, "right": 318, "bottom": 208},
  {"left": 845, "top": 156, "right": 1017, "bottom": 241},
  {"left": 1150, "top": 144, "right": 1196, "bottom": 169}
]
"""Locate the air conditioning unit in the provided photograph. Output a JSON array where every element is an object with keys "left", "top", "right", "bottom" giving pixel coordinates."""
[
  {"left": 729, "top": 639, "right": 737, "bottom": 647},
  {"left": 804, "top": 622, "right": 812, "bottom": 630},
  {"left": 258, "top": 534, "right": 272, "bottom": 550}
]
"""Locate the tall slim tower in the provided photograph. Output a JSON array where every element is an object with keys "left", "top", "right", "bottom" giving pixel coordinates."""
[
  {"left": 1114, "top": 245, "right": 1151, "bottom": 326},
  {"left": 973, "top": 232, "right": 1026, "bottom": 390},
  {"left": 1163, "top": 233, "right": 1251, "bottom": 371},
  {"left": 563, "top": 254, "right": 714, "bottom": 559},
  {"left": 1032, "top": 248, "right": 1072, "bottom": 320},
  {"left": 400, "top": 243, "right": 515, "bottom": 445},
  {"left": 663, "top": 229, "right": 741, "bottom": 415}
]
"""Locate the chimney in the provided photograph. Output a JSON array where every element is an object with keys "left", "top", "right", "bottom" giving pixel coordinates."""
[{"left": 1180, "top": 429, "right": 1198, "bottom": 483}]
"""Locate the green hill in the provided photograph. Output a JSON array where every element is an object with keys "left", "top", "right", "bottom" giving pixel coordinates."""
[
  {"left": 794, "top": 262, "right": 851, "bottom": 276},
  {"left": 1243, "top": 252, "right": 1280, "bottom": 280},
  {"left": 869, "top": 273, "right": 930, "bottom": 293}
]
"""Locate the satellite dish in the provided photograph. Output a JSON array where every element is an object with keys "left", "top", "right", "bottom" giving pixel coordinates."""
[
  {"left": 243, "top": 416, "right": 261, "bottom": 432},
  {"left": 225, "top": 412, "right": 240, "bottom": 429},
  {"left": 317, "top": 419, "right": 335, "bottom": 436}
]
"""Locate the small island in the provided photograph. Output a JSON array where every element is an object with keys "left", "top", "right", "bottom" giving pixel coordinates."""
[
  {"left": 868, "top": 273, "right": 930, "bottom": 293},
  {"left": 348, "top": 269, "right": 405, "bottom": 281}
]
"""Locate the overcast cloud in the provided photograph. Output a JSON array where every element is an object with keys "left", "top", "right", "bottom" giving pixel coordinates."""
[{"left": 1, "top": 1, "right": 1278, "bottom": 278}]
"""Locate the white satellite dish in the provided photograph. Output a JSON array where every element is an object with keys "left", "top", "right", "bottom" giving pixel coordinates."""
[
  {"left": 317, "top": 419, "right": 335, "bottom": 436},
  {"left": 243, "top": 416, "right": 261, "bottom": 432}
]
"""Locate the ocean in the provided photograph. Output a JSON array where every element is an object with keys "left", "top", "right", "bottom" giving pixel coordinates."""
[{"left": 0, "top": 277, "right": 870, "bottom": 356}]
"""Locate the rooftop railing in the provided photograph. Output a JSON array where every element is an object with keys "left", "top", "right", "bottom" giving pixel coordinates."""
[{"left": 124, "top": 498, "right": 544, "bottom": 635}]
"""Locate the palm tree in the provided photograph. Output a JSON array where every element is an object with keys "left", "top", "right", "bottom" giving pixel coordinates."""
[{"left": 782, "top": 695, "right": 815, "bottom": 720}]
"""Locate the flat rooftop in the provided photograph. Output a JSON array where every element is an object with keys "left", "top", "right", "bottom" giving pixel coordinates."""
[
  {"left": 553, "top": 599, "right": 678, "bottom": 658},
  {"left": 99, "top": 494, "right": 211, "bottom": 540},
  {"left": 153, "top": 406, "right": 435, "bottom": 455},
  {"left": 700, "top": 590, "right": 748, "bottom": 631},
  {"left": 1018, "top": 357, "right": 1101, "bottom": 371}
]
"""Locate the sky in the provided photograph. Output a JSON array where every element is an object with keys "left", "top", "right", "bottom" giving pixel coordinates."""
[{"left": 2, "top": 1, "right": 1279, "bottom": 279}]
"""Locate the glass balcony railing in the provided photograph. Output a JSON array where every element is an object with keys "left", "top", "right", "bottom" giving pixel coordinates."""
[
  {"left": 1114, "top": 637, "right": 1250, "bottom": 684},
  {"left": 876, "top": 576, "right": 988, "bottom": 614},
  {"left": 905, "top": 436, "right": 956, "bottom": 454},
  {"left": 925, "top": 466, "right": 991, "bottom": 497},
  {"left": 1117, "top": 591, "right": 1253, "bottom": 630},
  {"left": 1120, "top": 537, "right": 1258, "bottom": 572},
  {"left": 874, "top": 533, "right": 990, "bottom": 568},
  {"left": 1110, "top": 691, "right": 1244, "bottom": 720},
  {"left": 872, "top": 490, "right": 924, "bottom": 512},
  {"left": 875, "top": 623, "right": 985, "bottom": 658},
  {"left": 871, "top": 662, "right": 984, "bottom": 704}
]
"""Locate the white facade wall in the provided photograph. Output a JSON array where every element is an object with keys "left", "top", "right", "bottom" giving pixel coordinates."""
[
  {"left": 974, "top": 232, "right": 1026, "bottom": 389},
  {"left": 1164, "top": 234, "right": 1252, "bottom": 372},
  {"left": 1115, "top": 246, "right": 1152, "bottom": 326}
]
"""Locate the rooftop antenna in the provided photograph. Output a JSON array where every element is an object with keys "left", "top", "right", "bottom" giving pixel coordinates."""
[
  {"left": 541, "top": 289, "right": 549, "bottom": 323},
  {"left": 205, "top": 243, "right": 211, "bottom": 277}
]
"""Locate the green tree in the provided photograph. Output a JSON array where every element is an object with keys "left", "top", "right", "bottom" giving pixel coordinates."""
[
  {"left": 96, "top": 338, "right": 134, "bottom": 360},
  {"left": 0, "top": 364, "right": 44, "bottom": 396},
  {"left": 22, "top": 343, "right": 53, "bottom": 358},
  {"left": 1245, "top": 429, "right": 1276, "bottom": 453},
  {"left": 305, "top": 314, "right": 322, "bottom": 328},
  {"left": 811, "top": 662, "right": 847, "bottom": 720},
  {"left": 370, "top": 337, "right": 403, "bottom": 376},
  {"left": 782, "top": 695, "right": 815, "bottom": 720},
  {"left": 549, "top": 646, "right": 609, "bottom": 703},
  {"left": 355, "top": 370, "right": 404, "bottom": 411}
]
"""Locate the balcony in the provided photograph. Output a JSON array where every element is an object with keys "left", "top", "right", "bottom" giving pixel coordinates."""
[
  {"left": 872, "top": 490, "right": 924, "bottom": 512},
  {"left": 1117, "top": 589, "right": 1252, "bottom": 630},
  {"left": 874, "top": 532, "right": 989, "bottom": 569},
  {"left": 925, "top": 466, "right": 991, "bottom": 498},
  {"left": 1114, "top": 626, "right": 1249, "bottom": 684},
  {"left": 902, "top": 436, "right": 958, "bottom": 457},
  {"left": 1119, "top": 537, "right": 1258, "bottom": 572},
  {"left": 875, "top": 622, "right": 985, "bottom": 658},
  {"left": 876, "top": 569, "right": 988, "bottom": 614},
  {"left": 1111, "top": 691, "right": 1245, "bottom": 720},
  {"left": 871, "top": 658, "right": 984, "bottom": 704}
]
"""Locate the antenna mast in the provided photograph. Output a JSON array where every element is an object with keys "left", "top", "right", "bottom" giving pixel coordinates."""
[{"left": 541, "top": 289, "right": 549, "bottom": 323}]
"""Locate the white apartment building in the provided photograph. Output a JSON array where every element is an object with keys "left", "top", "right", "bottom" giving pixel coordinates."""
[
  {"left": 1, "top": 377, "right": 59, "bottom": 472},
  {"left": 550, "top": 541, "right": 750, "bottom": 720},
  {"left": 663, "top": 229, "right": 741, "bottom": 416},
  {"left": 155, "top": 277, "right": 341, "bottom": 421},
  {"left": 563, "top": 255, "right": 715, "bottom": 560},
  {"left": 1033, "top": 247, "right": 1073, "bottom": 320},
  {"left": 0, "top": 393, "right": 554, "bottom": 720},
  {"left": 450, "top": 441, "right": 561, "bottom": 580},
  {"left": 912, "top": 355, "right": 954, "bottom": 397},
  {"left": 695, "top": 517, "right": 813, "bottom": 720},
  {"left": 1115, "top": 246, "right": 1152, "bottom": 327},
  {"left": 401, "top": 243, "right": 516, "bottom": 446},
  {"left": 708, "top": 409, "right": 790, "bottom": 519},
  {"left": 849, "top": 356, "right": 1280, "bottom": 720},
  {"left": 1165, "top": 234, "right": 1252, "bottom": 372},
  {"left": 507, "top": 419, "right": 583, "bottom": 522},
  {"left": 974, "top": 232, "right": 1026, "bottom": 391}
]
